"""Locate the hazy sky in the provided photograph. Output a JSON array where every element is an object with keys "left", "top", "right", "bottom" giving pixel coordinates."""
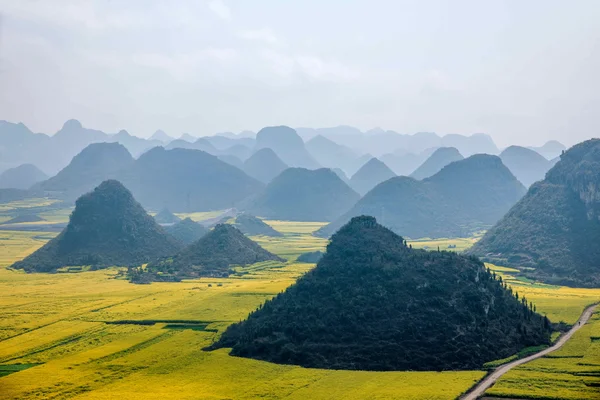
[{"left": 0, "top": 0, "right": 598, "bottom": 147}]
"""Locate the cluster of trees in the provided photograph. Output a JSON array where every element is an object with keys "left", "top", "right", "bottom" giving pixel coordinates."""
[{"left": 210, "top": 216, "right": 551, "bottom": 371}]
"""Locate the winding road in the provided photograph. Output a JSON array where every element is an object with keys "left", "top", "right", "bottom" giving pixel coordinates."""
[{"left": 460, "top": 303, "right": 598, "bottom": 400}]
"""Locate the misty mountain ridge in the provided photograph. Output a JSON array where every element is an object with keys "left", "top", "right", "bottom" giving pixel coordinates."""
[
  {"left": 37, "top": 144, "right": 264, "bottom": 212},
  {"left": 499, "top": 146, "right": 554, "bottom": 187},
  {"left": 255, "top": 126, "right": 320, "bottom": 169},
  {"left": 243, "top": 167, "right": 360, "bottom": 222},
  {"left": 317, "top": 154, "right": 526, "bottom": 239},
  {"left": 243, "top": 148, "right": 289, "bottom": 184},
  {"left": 349, "top": 157, "right": 396, "bottom": 195},
  {"left": 410, "top": 147, "right": 464, "bottom": 180}
]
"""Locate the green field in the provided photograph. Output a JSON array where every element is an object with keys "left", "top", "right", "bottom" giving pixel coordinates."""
[{"left": 0, "top": 209, "right": 599, "bottom": 399}]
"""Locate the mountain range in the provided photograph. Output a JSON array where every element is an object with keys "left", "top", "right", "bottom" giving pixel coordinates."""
[
  {"left": 35, "top": 143, "right": 264, "bottom": 212},
  {"left": 317, "top": 154, "right": 526, "bottom": 239}
]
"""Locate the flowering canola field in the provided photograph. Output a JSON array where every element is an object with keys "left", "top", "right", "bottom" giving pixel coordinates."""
[{"left": 0, "top": 221, "right": 598, "bottom": 399}]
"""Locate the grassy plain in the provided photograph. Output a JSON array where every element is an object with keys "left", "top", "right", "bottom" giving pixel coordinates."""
[{"left": 0, "top": 220, "right": 484, "bottom": 400}]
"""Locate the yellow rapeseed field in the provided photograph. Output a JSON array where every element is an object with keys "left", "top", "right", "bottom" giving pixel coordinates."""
[
  {"left": 0, "top": 221, "right": 484, "bottom": 399},
  {"left": 1, "top": 220, "right": 598, "bottom": 399}
]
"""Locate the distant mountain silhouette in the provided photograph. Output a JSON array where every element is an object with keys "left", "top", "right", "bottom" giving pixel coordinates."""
[
  {"left": 410, "top": 147, "right": 464, "bottom": 180},
  {"left": 221, "top": 144, "right": 252, "bottom": 161},
  {"left": 347, "top": 153, "right": 374, "bottom": 177},
  {"left": 205, "top": 135, "right": 255, "bottom": 151},
  {"left": 138, "top": 224, "right": 283, "bottom": 281},
  {"left": 500, "top": 146, "right": 553, "bottom": 187},
  {"left": 211, "top": 216, "right": 550, "bottom": 371},
  {"left": 165, "top": 137, "right": 218, "bottom": 154},
  {"left": 243, "top": 148, "right": 288, "bottom": 184},
  {"left": 255, "top": 126, "right": 320, "bottom": 169},
  {"left": 379, "top": 152, "right": 427, "bottom": 176},
  {"left": 12, "top": 180, "right": 181, "bottom": 272},
  {"left": 305, "top": 135, "right": 358, "bottom": 174},
  {"left": 233, "top": 213, "right": 283, "bottom": 237},
  {"left": 441, "top": 133, "right": 499, "bottom": 156},
  {"left": 0, "top": 119, "right": 162, "bottom": 175},
  {"left": 36, "top": 143, "right": 134, "bottom": 200},
  {"left": 0, "top": 164, "right": 48, "bottom": 189},
  {"left": 117, "top": 147, "right": 263, "bottom": 212},
  {"left": 165, "top": 217, "right": 208, "bottom": 245},
  {"left": 154, "top": 208, "right": 181, "bottom": 224},
  {"left": 244, "top": 168, "right": 360, "bottom": 222},
  {"left": 469, "top": 139, "right": 600, "bottom": 287},
  {"left": 111, "top": 130, "right": 160, "bottom": 157},
  {"left": 217, "top": 154, "right": 245, "bottom": 170},
  {"left": 331, "top": 168, "right": 350, "bottom": 184},
  {"left": 528, "top": 140, "right": 566, "bottom": 160},
  {"left": 179, "top": 133, "right": 197, "bottom": 142},
  {"left": 350, "top": 157, "right": 396, "bottom": 195},
  {"left": 317, "top": 155, "right": 525, "bottom": 238},
  {"left": 150, "top": 129, "right": 174, "bottom": 143}
]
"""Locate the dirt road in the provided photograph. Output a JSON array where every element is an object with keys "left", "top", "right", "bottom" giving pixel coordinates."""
[{"left": 460, "top": 303, "right": 598, "bottom": 400}]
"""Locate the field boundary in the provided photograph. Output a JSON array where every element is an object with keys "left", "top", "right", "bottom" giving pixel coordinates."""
[{"left": 460, "top": 303, "right": 598, "bottom": 400}]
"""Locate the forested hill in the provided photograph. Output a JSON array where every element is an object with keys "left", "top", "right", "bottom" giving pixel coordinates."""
[
  {"left": 469, "top": 139, "right": 600, "bottom": 287},
  {"left": 12, "top": 180, "right": 181, "bottom": 272},
  {"left": 136, "top": 224, "right": 284, "bottom": 282},
  {"left": 211, "top": 216, "right": 550, "bottom": 371},
  {"left": 243, "top": 168, "right": 360, "bottom": 222},
  {"left": 316, "top": 154, "right": 525, "bottom": 238}
]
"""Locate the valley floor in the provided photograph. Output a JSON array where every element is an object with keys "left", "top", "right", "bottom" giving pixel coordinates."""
[{"left": 0, "top": 202, "right": 598, "bottom": 399}]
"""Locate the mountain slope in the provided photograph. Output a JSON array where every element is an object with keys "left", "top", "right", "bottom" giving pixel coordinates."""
[
  {"left": 243, "top": 148, "right": 288, "bottom": 184},
  {"left": 0, "top": 164, "right": 48, "bottom": 189},
  {"left": 36, "top": 143, "right": 134, "bottom": 200},
  {"left": 410, "top": 147, "right": 463, "bottom": 180},
  {"left": 528, "top": 140, "right": 566, "bottom": 160},
  {"left": 12, "top": 180, "right": 181, "bottom": 272},
  {"left": 117, "top": 147, "right": 263, "bottom": 212},
  {"left": 244, "top": 168, "right": 360, "bottom": 222},
  {"left": 255, "top": 126, "right": 320, "bottom": 169},
  {"left": 165, "top": 217, "right": 208, "bottom": 245},
  {"left": 350, "top": 158, "right": 396, "bottom": 195},
  {"left": 211, "top": 216, "right": 550, "bottom": 371},
  {"left": 317, "top": 154, "right": 525, "bottom": 238},
  {"left": 469, "top": 139, "right": 600, "bottom": 287},
  {"left": 499, "top": 146, "right": 553, "bottom": 187},
  {"left": 233, "top": 214, "right": 283, "bottom": 237},
  {"left": 305, "top": 135, "right": 358, "bottom": 174},
  {"left": 150, "top": 130, "right": 173, "bottom": 143},
  {"left": 141, "top": 224, "right": 283, "bottom": 281}
]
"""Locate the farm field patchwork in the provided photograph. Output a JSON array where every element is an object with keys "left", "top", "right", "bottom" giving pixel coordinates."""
[
  {"left": 0, "top": 220, "right": 483, "bottom": 400},
  {"left": 0, "top": 217, "right": 598, "bottom": 399}
]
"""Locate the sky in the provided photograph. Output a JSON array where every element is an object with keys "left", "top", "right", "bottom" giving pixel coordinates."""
[{"left": 0, "top": 0, "right": 598, "bottom": 147}]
